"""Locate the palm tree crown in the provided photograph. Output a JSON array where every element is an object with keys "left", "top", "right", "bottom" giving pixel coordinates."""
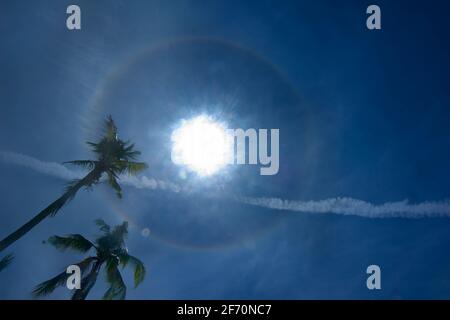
[
  {"left": 0, "top": 116, "right": 148, "bottom": 252},
  {"left": 67, "top": 115, "right": 148, "bottom": 198},
  {"left": 33, "top": 220, "right": 145, "bottom": 300}
]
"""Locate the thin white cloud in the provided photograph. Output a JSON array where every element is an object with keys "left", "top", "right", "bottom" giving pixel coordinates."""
[
  {"left": 238, "top": 196, "right": 450, "bottom": 218},
  {"left": 2, "top": 150, "right": 450, "bottom": 218},
  {"left": 0, "top": 151, "right": 83, "bottom": 180},
  {"left": 0, "top": 151, "right": 180, "bottom": 193},
  {"left": 120, "top": 175, "right": 181, "bottom": 193}
]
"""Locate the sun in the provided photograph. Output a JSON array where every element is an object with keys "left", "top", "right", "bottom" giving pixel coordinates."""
[{"left": 171, "top": 115, "right": 233, "bottom": 176}]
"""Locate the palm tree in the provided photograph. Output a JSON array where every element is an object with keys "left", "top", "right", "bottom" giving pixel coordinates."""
[
  {"left": 0, "top": 254, "right": 13, "bottom": 272},
  {"left": 33, "top": 220, "right": 145, "bottom": 300},
  {"left": 0, "top": 116, "right": 148, "bottom": 252}
]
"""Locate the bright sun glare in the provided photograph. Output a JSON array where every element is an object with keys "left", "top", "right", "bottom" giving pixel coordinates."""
[{"left": 171, "top": 115, "right": 232, "bottom": 176}]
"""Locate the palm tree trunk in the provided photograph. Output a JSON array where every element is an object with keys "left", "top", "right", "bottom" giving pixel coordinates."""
[
  {"left": 0, "top": 169, "right": 102, "bottom": 252},
  {"left": 71, "top": 259, "right": 102, "bottom": 300}
]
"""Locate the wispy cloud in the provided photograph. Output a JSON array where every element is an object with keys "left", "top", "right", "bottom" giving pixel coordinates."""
[
  {"left": 237, "top": 196, "right": 450, "bottom": 218},
  {"left": 2, "top": 150, "right": 450, "bottom": 218},
  {"left": 0, "top": 151, "right": 83, "bottom": 180},
  {"left": 0, "top": 151, "right": 180, "bottom": 193},
  {"left": 120, "top": 175, "right": 181, "bottom": 193}
]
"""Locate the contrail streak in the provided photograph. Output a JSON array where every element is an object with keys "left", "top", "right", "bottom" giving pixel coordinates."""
[
  {"left": 0, "top": 151, "right": 82, "bottom": 180},
  {"left": 2, "top": 150, "right": 450, "bottom": 218},
  {"left": 237, "top": 196, "right": 450, "bottom": 218},
  {"left": 0, "top": 151, "right": 180, "bottom": 193}
]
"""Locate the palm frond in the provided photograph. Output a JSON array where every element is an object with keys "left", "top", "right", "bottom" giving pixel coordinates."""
[
  {"left": 107, "top": 172, "right": 122, "bottom": 198},
  {"left": 104, "top": 115, "right": 118, "bottom": 140},
  {"left": 116, "top": 251, "right": 130, "bottom": 268},
  {"left": 33, "top": 270, "right": 70, "bottom": 297},
  {"left": 94, "top": 219, "right": 111, "bottom": 234},
  {"left": 122, "top": 254, "right": 146, "bottom": 288},
  {"left": 61, "top": 170, "right": 101, "bottom": 205},
  {"left": 96, "top": 222, "right": 128, "bottom": 253},
  {"left": 103, "top": 258, "right": 126, "bottom": 300},
  {"left": 116, "top": 161, "right": 148, "bottom": 175},
  {"left": 0, "top": 254, "right": 13, "bottom": 272},
  {"left": 123, "top": 142, "right": 141, "bottom": 160},
  {"left": 130, "top": 256, "right": 145, "bottom": 287},
  {"left": 33, "top": 257, "right": 96, "bottom": 297},
  {"left": 47, "top": 234, "right": 94, "bottom": 253},
  {"left": 86, "top": 141, "right": 100, "bottom": 154},
  {"left": 111, "top": 222, "right": 128, "bottom": 241},
  {"left": 64, "top": 160, "right": 98, "bottom": 170},
  {"left": 71, "top": 264, "right": 101, "bottom": 300}
]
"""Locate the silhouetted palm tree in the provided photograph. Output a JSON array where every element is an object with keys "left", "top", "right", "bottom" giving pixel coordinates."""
[
  {"left": 33, "top": 220, "right": 145, "bottom": 300},
  {"left": 0, "top": 116, "right": 148, "bottom": 252},
  {"left": 0, "top": 254, "right": 13, "bottom": 272}
]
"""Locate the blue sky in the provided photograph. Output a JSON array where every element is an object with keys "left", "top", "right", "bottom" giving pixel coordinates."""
[{"left": 1, "top": 0, "right": 450, "bottom": 299}]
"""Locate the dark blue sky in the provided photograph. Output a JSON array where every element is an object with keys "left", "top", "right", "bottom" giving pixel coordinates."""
[{"left": 1, "top": 0, "right": 450, "bottom": 299}]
